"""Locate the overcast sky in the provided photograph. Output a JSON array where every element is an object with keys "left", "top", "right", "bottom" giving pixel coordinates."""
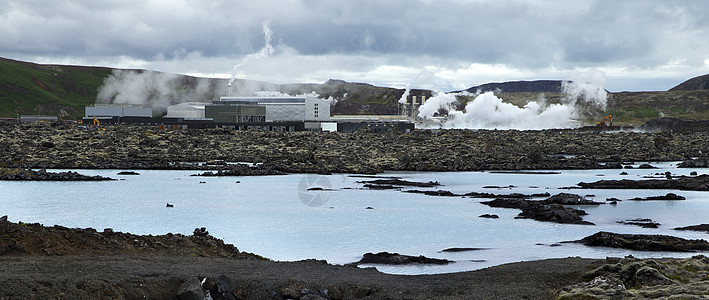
[{"left": 1, "top": 0, "right": 708, "bottom": 92}]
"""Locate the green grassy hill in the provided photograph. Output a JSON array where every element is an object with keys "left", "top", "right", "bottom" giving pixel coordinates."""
[{"left": 0, "top": 57, "right": 113, "bottom": 119}]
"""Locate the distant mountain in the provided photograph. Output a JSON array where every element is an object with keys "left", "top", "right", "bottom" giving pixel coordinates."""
[
  {"left": 462, "top": 80, "right": 563, "bottom": 93},
  {"left": 669, "top": 74, "right": 709, "bottom": 91}
]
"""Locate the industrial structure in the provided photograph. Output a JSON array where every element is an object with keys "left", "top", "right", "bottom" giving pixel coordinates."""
[
  {"left": 82, "top": 95, "right": 414, "bottom": 132},
  {"left": 85, "top": 104, "right": 152, "bottom": 118},
  {"left": 213, "top": 96, "right": 331, "bottom": 122},
  {"left": 165, "top": 102, "right": 206, "bottom": 119}
]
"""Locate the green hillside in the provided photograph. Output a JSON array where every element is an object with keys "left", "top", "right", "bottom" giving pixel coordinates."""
[{"left": 0, "top": 57, "right": 113, "bottom": 119}]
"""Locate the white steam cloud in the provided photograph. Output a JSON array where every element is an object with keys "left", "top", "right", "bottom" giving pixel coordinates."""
[
  {"left": 417, "top": 69, "right": 609, "bottom": 130},
  {"left": 95, "top": 69, "right": 223, "bottom": 113},
  {"left": 228, "top": 21, "right": 274, "bottom": 88},
  {"left": 398, "top": 67, "right": 436, "bottom": 104}
]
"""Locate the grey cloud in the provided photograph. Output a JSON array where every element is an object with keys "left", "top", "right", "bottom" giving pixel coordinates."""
[{"left": 1, "top": 0, "right": 708, "bottom": 91}]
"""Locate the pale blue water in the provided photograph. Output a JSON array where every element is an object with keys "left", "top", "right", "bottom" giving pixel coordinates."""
[{"left": 1, "top": 162, "right": 709, "bottom": 275}]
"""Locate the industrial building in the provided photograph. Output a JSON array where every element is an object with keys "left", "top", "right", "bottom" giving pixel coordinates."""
[
  {"left": 83, "top": 95, "right": 414, "bottom": 132},
  {"left": 165, "top": 102, "right": 206, "bottom": 119},
  {"left": 214, "top": 96, "right": 331, "bottom": 122},
  {"left": 85, "top": 104, "right": 152, "bottom": 118}
]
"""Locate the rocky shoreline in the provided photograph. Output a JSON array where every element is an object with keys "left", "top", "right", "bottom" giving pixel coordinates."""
[
  {"left": 3, "top": 120, "right": 709, "bottom": 174},
  {"left": 4, "top": 216, "right": 709, "bottom": 299}
]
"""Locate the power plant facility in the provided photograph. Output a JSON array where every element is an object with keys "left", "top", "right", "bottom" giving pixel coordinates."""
[
  {"left": 82, "top": 94, "right": 414, "bottom": 133},
  {"left": 85, "top": 104, "right": 152, "bottom": 118},
  {"left": 210, "top": 96, "right": 331, "bottom": 122}
]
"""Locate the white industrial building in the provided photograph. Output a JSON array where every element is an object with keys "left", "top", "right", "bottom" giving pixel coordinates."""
[
  {"left": 85, "top": 104, "right": 152, "bottom": 118},
  {"left": 165, "top": 102, "right": 206, "bottom": 119},
  {"left": 216, "top": 96, "right": 331, "bottom": 122}
]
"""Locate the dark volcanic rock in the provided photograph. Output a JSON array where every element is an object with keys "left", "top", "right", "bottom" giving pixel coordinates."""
[
  {"left": 404, "top": 189, "right": 459, "bottom": 196},
  {"left": 479, "top": 214, "right": 499, "bottom": 219},
  {"left": 117, "top": 171, "right": 140, "bottom": 175},
  {"left": 191, "top": 164, "right": 285, "bottom": 176},
  {"left": 0, "top": 168, "right": 114, "bottom": 181},
  {"left": 578, "top": 175, "right": 709, "bottom": 191},
  {"left": 542, "top": 193, "right": 603, "bottom": 205},
  {"left": 637, "top": 163, "right": 658, "bottom": 169},
  {"left": 354, "top": 252, "right": 453, "bottom": 265},
  {"left": 0, "top": 216, "right": 259, "bottom": 258},
  {"left": 359, "top": 179, "right": 440, "bottom": 188},
  {"left": 572, "top": 231, "right": 709, "bottom": 252},
  {"left": 678, "top": 157, "right": 709, "bottom": 168},
  {"left": 616, "top": 218, "right": 661, "bottom": 228},
  {"left": 440, "top": 247, "right": 485, "bottom": 252},
  {"left": 481, "top": 198, "right": 594, "bottom": 225},
  {"left": 3, "top": 121, "right": 709, "bottom": 174},
  {"left": 630, "top": 193, "right": 686, "bottom": 201},
  {"left": 674, "top": 224, "right": 709, "bottom": 233}
]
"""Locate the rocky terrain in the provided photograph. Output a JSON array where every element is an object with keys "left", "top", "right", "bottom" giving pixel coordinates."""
[
  {"left": 558, "top": 255, "right": 709, "bottom": 299},
  {"left": 2, "top": 120, "right": 709, "bottom": 174},
  {"left": 0, "top": 216, "right": 603, "bottom": 299},
  {"left": 5, "top": 215, "right": 709, "bottom": 299},
  {"left": 0, "top": 167, "right": 114, "bottom": 181}
]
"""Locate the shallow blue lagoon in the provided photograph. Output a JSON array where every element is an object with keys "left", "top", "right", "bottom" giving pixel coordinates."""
[{"left": 1, "top": 162, "right": 708, "bottom": 275}]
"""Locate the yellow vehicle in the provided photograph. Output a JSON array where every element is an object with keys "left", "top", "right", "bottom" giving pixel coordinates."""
[
  {"left": 93, "top": 117, "right": 106, "bottom": 130},
  {"left": 596, "top": 115, "right": 612, "bottom": 126}
]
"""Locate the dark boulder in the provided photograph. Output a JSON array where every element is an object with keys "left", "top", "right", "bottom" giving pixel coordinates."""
[
  {"left": 479, "top": 214, "right": 499, "bottom": 219},
  {"left": 175, "top": 277, "right": 205, "bottom": 300}
]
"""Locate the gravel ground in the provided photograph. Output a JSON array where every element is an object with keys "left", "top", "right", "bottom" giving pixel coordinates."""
[{"left": 0, "top": 255, "right": 600, "bottom": 299}]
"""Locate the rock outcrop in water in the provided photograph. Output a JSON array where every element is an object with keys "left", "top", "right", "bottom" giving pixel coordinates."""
[
  {"left": 578, "top": 175, "right": 709, "bottom": 191},
  {"left": 0, "top": 168, "right": 114, "bottom": 181},
  {"left": 481, "top": 197, "right": 594, "bottom": 225},
  {"left": 352, "top": 252, "right": 453, "bottom": 265},
  {"left": 674, "top": 224, "right": 709, "bottom": 233},
  {"left": 570, "top": 231, "right": 709, "bottom": 252}
]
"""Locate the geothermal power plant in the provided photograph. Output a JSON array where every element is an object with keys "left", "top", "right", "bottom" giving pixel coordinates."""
[{"left": 83, "top": 94, "right": 420, "bottom": 133}]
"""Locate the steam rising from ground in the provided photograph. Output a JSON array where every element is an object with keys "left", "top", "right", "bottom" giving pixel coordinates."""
[
  {"left": 418, "top": 70, "right": 609, "bottom": 130},
  {"left": 95, "top": 70, "right": 224, "bottom": 113},
  {"left": 399, "top": 68, "right": 436, "bottom": 104}
]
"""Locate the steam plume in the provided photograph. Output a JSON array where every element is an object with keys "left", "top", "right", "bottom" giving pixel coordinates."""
[
  {"left": 398, "top": 67, "right": 436, "bottom": 104},
  {"left": 95, "top": 70, "right": 224, "bottom": 114},
  {"left": 417, "top": 70, "right": 609, "bottom": 130},
  {"left": 228, "top": 21, "right": 274, "bottom": 88}
]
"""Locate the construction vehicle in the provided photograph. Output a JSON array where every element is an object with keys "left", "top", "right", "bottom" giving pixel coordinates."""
[
  {"left": 93, "top": 117, "right": 106, "bottom": 130},
  {"left": 596, "top": 115, "right": 612, "bottom": 126}
]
